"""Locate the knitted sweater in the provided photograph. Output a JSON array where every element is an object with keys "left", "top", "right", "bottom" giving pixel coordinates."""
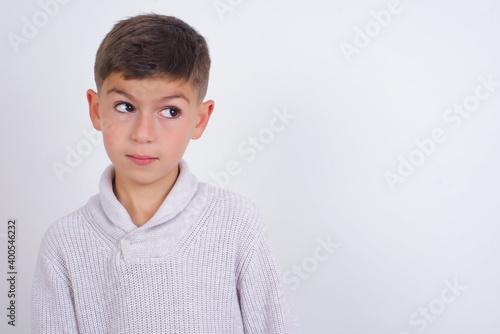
[{"left": 32, "top": 160, "right": 300, "bottom": 333}]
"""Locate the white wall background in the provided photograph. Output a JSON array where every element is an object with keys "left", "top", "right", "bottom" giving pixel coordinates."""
[{"left": 1, "top": 0, "right": 499, "bottom": 333}]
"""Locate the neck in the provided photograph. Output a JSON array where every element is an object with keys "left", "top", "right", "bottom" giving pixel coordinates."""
[{"left": 112, "top": 166, "right": 179, "bottom": 227}]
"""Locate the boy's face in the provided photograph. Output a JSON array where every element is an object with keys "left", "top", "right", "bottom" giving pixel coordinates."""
[{"left": 87, "top": 72, "right": 213, "bottom": 188}]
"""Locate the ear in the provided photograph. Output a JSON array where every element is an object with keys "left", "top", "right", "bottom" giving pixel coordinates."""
[
  {"left": 191, "top": 100, "right": 214, "bottom": 140},
  {"left": 87, "top": 89, "right": 102, "bottom": 131}
]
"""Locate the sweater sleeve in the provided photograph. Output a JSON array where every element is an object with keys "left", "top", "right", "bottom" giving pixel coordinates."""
[
  {"left": 31, "top": 242, "right": 79, "bottom": 333},
  {"left": 237, "top": 226, "right": 301, "bottom": 334}
]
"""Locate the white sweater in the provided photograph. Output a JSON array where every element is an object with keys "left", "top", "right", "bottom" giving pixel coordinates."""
[{"left": 31, "top": 160, "right": 300, "bottom": 333}]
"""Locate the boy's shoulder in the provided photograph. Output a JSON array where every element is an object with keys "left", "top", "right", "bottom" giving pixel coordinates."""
[
  {"left": 203, "top": 181, "right": 259, "bottom": 209},
  {"left": 37, "top": 196, "right": 98, "bottom": 254},
  {"left": 200, "top": 181, "right": 264, "bottom": 227},
  {"left": 193, "top": 182, "right": 267, "bottom": 245},
  {"left": 199, "top": 182, "right": 269, "bottom": 262}
]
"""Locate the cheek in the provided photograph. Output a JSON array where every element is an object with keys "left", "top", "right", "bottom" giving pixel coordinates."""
[
  {"left": 159, "top": 118, "right": 196, "bottom": 140},
  {"left": 101, "top": 117, "right": 124, "bottom": 153},
  {"left": 101, "top": 114, "right": 118, "bottom": 134},
  {"left": 156, "top": 123, "right": 193, "bottom": 155}
]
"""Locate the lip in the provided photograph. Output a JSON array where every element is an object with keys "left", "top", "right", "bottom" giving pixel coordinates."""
[{"left": 126, "top": 154, "right": 158, "bottom": 166}]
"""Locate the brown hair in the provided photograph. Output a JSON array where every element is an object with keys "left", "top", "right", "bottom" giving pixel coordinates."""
[{"left": 94, "top": 14, "right": 210, "bottom": 102}]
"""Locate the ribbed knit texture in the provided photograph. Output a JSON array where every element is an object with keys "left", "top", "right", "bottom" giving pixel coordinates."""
[{"left": 32, "top": 160, "right": 300, "bottom": 333}]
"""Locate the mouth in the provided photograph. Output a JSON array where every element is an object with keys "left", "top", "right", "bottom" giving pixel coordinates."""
[{"left": 126, "top": 154, "right": 158, "bottom": 166}]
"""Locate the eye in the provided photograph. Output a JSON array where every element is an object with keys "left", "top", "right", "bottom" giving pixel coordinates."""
[
  {"left": 114, "top": 102, "right": 135, "bottom": 113},
  {"left": 159, "top": 107, "right": 181, "bottom": 119}
]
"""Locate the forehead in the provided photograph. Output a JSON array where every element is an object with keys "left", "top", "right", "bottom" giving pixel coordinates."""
[{"left": 101, "top": 72, "right": 196, "bottom": 103}]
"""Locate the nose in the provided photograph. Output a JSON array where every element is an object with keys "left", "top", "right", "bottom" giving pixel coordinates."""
[{"left": 131, "top": 112, "right": 155, "bottom": 143}]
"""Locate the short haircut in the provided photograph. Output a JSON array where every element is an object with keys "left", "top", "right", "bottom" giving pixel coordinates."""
[{"left": 94, "top": 14, "right": 210, "bottom": 102}]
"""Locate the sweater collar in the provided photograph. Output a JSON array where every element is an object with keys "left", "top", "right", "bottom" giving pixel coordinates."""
[{"left": 96, "top": 159, "right": 198, "bottom": 235}]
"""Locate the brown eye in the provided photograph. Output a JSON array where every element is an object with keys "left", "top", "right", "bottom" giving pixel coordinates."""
[
  {"left": 160, "top": 107, "right": 181, "bottom": 118},
  {"left": 115, "top": 102, "right": 135, "bottom": 113}
]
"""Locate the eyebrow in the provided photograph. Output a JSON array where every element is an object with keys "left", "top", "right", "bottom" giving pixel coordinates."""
[{"left": 106, "top": 88, "right": 190, "bottom": 103}]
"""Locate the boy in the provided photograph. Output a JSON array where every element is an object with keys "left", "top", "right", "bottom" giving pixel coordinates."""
[{"left": 32, "top": 14, "right": 299, "bottom": 333}]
